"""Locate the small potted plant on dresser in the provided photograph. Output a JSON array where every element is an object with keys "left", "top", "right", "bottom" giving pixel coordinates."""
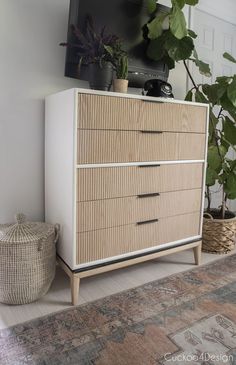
[
  {"left": 103, "top": 39, "right": 129, "bottom": 93},
  {"left": 113, "top": 55, "right": 129, "bottom": 93},
  {"left": 60, "top": 15, "right": 120, "bottom": 91}
]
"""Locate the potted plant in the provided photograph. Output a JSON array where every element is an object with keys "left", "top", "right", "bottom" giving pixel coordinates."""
[
  {"left": 145, "top": 0, "right": 236, "bottom": 254},
  {"left": 113, "top": 55, "right": 129, "bottom": 93},
  {"left": 60, "top": 16, "right": 120, "bottom": 91},
  {"left": 187, "top": 56, "right": 236, "bottom": 254},
  {"left": 103, "top": 40, "right": 129, "bottom": 93}
]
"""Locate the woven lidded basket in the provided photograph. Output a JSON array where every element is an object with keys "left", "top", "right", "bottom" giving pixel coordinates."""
[
  {"left": 202, "top": 210, "right": 236, "bottom": 254},
  {"left": 0, "top": 213, "right": 60, "bottom": 304}
]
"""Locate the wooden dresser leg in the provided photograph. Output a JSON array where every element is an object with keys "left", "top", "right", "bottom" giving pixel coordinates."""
[
  {"left": 71, "top": 275, "right": 80, "bottom": 306},
  {"left": 193, "top": 242, "right": 202, "bottom": 266}
]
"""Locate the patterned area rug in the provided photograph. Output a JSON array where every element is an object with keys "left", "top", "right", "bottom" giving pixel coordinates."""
[{"left": 1, "top": 255, "right": 236, "bottom": 365}]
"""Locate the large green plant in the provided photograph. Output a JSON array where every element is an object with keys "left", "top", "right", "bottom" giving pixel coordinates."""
[
  {"left": 186, "top": 55, "right": 236, "bottom": 219},
  {"left": 146, "top": 0, "right": 236, "bottom": 219},
  {"left": 146, "top": 0, "right": 210, "bottom": 76}
]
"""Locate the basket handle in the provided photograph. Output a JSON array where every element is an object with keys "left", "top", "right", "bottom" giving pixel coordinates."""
[
  {"left": 37, "top": 224, "right": 60, "bottom": 251},
  {"left": 203, "top": 212, "right": 214, "bottom": 220},
  {"left": 54, "top": 224, "right": 60, "bottom": 243}
]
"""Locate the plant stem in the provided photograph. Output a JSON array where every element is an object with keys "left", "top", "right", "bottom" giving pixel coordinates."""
[
  {"left": 221, "top": 191, "right": 226, "bottom": 219},
  {"left": 217, "top": 106, "right": 223, "bottom": 119},
  {"left": 206, "top": 186, "right": 211, "bottom": 212},
  {"left": 183, "top": 60, "right": 199, "bottom": 90}
]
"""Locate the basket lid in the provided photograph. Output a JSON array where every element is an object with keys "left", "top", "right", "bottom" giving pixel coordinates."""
[{"left": 0, "top": 213, "right": 55, "bottom": 243}]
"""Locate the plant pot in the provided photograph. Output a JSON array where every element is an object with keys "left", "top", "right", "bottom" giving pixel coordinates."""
[
  {"left": 89, "top": 63, "right": 113, "bottom": 91},
  {"left": 113, "top": 79, "right": 129, "bottom": 93},
  {"left": 202, "top": 209, "right": 236, "bottom": 254}
]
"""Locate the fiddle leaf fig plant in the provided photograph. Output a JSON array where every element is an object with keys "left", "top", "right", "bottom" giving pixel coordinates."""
[
  {"left": 145, "top": 0, "right": 236, "bottom": 219},
  {"left": 185, "top": 54, "right": 236, "bottom": 219}
]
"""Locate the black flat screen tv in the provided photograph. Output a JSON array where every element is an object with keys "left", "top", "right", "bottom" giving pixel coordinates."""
[{"left": 65, "top": 0, "right": 170, "bottom": 87}]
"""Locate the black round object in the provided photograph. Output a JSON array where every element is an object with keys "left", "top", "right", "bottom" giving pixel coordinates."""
[{"left": 144, "top": 79, "right": 174, "bottom": 98}]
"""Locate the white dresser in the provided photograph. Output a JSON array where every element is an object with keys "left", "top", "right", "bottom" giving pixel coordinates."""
[{"left": 45, "top": 88, "right": 209, "bottom": 305}]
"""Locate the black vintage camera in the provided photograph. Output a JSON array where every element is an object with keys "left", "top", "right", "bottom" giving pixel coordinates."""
[{"left": 144, "top": 79, "right": 174, "bottom": 98}]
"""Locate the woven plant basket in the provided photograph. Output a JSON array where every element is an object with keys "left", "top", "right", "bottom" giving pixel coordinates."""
[
  {"left": 202, "top": 209, "right": 236, "bottom": 254},
  {"left": 0, "top": 213, "right": 60, "bottom": 305}
]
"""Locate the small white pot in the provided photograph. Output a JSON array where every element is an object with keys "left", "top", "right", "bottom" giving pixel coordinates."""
[{"left": 113, "top": 79, "right": 129, "bottom": 93}]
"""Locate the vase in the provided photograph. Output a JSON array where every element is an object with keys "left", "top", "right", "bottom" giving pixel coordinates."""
[
  {"left": 113, "top": 79, "right": 129, "bottom": 93},
  {"left": 89, "top": 63, "right": 113, "bottom": 91}
]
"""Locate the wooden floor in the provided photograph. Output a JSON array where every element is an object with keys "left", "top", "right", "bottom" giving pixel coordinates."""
[{"left": 0, "top": 249, "right": 235, "bottom": 330}]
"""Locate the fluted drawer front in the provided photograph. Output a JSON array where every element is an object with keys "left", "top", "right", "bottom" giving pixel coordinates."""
[
  {"left": 77, "top": 130, "right": 205, "bottom": 164},
  {"left": 77, "top": 163, "right": 203, "bottom": 201},
  {"left": 78, "top": 94, "right": 206, "bottom": 133},
  {"left": 77, "top": 188, "right": 201, "bottom": 232},
  {"left": 76, "top": 212, "right": 200, "bottom": 264}
]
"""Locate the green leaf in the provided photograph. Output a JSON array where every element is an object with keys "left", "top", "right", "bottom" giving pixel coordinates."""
[
  {"left": 206, "top": 167, "right": 218, "bottom": 186},
  {"left": 188, "top": 29, "right": 197, "bottom": 39},
  {"left": 202, "top": 83, "right": 226, "bottom": 104},
  {"left": 185, "top": 90, "right": 193, "bottom": 101},
  {"left": 223, "top": 52, "right": 236, "bottom": 64},
  {"left": 221, "top": 92, "right": 236, "bottom": 115},
  {"left": 185, "top": 0, "right": 199, "bottom": 5},
  {"left": 223, "top": 117, "right": 236, "bottom": 145},
  {"left": 227, "top": 159, "right": 236, "bottom": 171},
  {"left": 147, "top": 0, "right": 157, "bottom": 14},
  {"left": 147, "top": 36, "right": 166, "bottom": 61},
  {"left": 104, "top": 45, "right": 114, "bottom": 57},
  {"left": 208, "top": 110, "right": 219, "bottom": 144},
  {"left": 195, "top": 90, "right": 208, "bottom": 104},
  {"left": 208, "top": 145, "right": 225, "bottom": 171},
  {"left": 191, "top": 50, "right": 211, "bottom": 77},
  {"left": 221, "top": 137, "right": 230, "bottom": 151},
  {"left": 197, "top": 60, "right": 211, "bottom": 77},
  {"left": 147, "top": 14, "right": 167, "bottom": 39},
  {"left": 166, "top": 35, "right": 194, "bottom": 61},
  {"left": 216, "top": 76, "right": 232, "bottom": 84},
  {"left": 227, "top": 76, "right": 236, "bottom": 107},
  {"left": 162, "top": 54, "right": 175, "bottom": 69},
  {"left": 192, "top": 58, "right": 211, "bottom": 77},
  {"left": 169, "top": 4, "right": 187, "bottom": 39},
  {"left": 224, "top": 172, "right": 236, "bottom": 199},
  {"left": 174, "top": 0, "right": 185, "bottom": 9}
]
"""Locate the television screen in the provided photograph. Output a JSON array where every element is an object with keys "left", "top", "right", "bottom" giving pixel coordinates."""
[{"left": 65, "top": 0, "right": 170, "bottom": 87}]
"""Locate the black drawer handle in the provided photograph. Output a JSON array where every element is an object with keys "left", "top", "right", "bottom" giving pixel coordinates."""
[
  {"left": 137, "top": 219, "right": 159, "bottom": 226},
  {"left": 140, "top": 130, "right": 163, "bottom": 134},
  {"left": 138, "top": 164, "right": 160, "bottom": 168},
  {"left": 137, "top": 193, "right": 160, "bottom": 198},
  {"left": 141, "top": 99, "right": 164, "bottom": 104}
]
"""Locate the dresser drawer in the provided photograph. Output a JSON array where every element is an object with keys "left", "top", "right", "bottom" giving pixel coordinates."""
[
  {"left": 77, "top": 189, "right": 201, "bottom": 232},
  {"left": 76, "top": 212, "right": 200, "bottom": 264},
  {"left": 77, "top": 163, "right": 203, "bottom": 201},
  {"left": 78, "top": 94, "right": 207, "bottom": 133},
  {"left": 77, "top": 130, "right": 205, "bottom": 164}
]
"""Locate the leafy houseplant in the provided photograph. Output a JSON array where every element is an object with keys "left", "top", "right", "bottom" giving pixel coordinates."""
[
  {"left": 145, "top": 0, "right": 210, "bottom": 76},
  {"left": 145, "top": 0, "right": 236, "bottom": 253},
  {"left": 60, "top": 16, "right": 120, "bottom": 91}
]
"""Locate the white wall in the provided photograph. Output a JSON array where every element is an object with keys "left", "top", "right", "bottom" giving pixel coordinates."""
[
  {"left": 0, "top": 0, "right": 88, "bottom": 223},
  {"left": 196, "top": 0, "right": 236, "bottom": 25}
]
